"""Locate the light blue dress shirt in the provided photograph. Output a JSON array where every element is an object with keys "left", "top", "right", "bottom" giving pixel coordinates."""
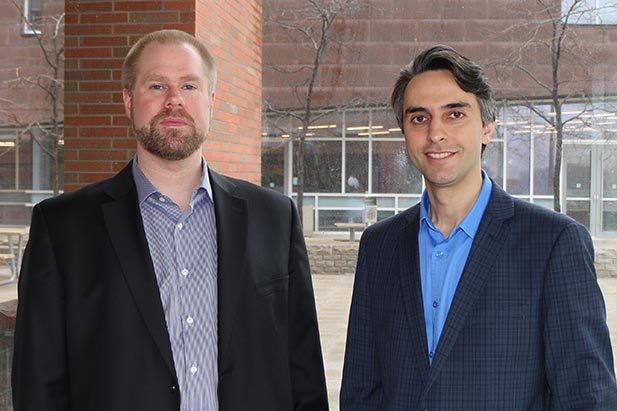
[
  {"left": 133, "top": 157, "right": 218, "bottom": 411},
  {"left": 419, "top": 170, "right": 492, "bottom": 364}
]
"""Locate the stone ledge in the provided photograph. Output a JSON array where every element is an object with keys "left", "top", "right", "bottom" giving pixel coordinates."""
[{"left": 307, "top": 238, "right": 617, "bottom": 278}]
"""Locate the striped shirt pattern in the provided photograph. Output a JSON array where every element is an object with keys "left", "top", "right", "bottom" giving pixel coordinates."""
[{"left": 133, "top": 159, "right": 218, "bottom": 411}]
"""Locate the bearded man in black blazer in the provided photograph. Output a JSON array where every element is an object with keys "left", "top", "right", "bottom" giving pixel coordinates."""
[{"left": 12, "top": 29, "right": 328, "bottom": 411}]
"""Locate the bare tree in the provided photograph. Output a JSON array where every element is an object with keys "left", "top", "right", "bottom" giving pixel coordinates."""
[
  {"left": 263, "top": 0, "right": 364, "bottom": 224},
  {"left": 488, "top": 0, "right": 617, "bottom": 212},
  {"left": 3, "top": 1, "right": 64, "bottom": 196}
]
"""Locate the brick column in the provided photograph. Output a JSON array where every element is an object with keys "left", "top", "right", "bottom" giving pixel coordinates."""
[{"left": 64, "top": 0, "right": 262, "bottom": 191}]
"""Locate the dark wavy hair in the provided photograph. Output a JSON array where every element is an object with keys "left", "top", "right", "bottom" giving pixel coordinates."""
[{"left": 391, "top": 45, "right": 496, "bottom": 131}]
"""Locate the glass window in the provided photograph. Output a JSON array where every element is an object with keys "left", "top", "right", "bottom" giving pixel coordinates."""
[
  {"left": 562, "top": 0, "right": 617, "bottom": 25},
  {"left": 298, "top": 140, "right": 342, "bottom": 193},
  {"left": 603, "top": 201, "right": 617, "bottom": 231},
  {"left": 304, "top": 113, "right": 342, "bottom": 139},
  {"left": 567, "top": 199, "right": 590, "bottom": 226},
  {"left": 345, "top": 141, "right": 368, "bottom": 193},
  {"left": 0, "top": 133, "right": 17, "bottom": 190},
  {"left": 262, "top": 139, "right": 286, "bottom": 193},
  {"left": 565, "top": 147, "right": 591, "bottom": 198},
  {"left": 319, "top": 209, "right": 363, "bottom": 231},
  {"left": 483, "top": 141, "right": 503, "bottom": 187},
  {"left": 370, "top": 109, "right": 400, "bottom": 138},
  {"left": 18, "top": 134, "right": 34, "bottom": 190},
  {"left": 345, "top": 111, "right": 371, "bottom": 139},
  {"left": 506, "top": 132, "right": 531, "bottom": 195},
  {"left": 603, "top": 148, "right": 617, "bottom": 199},
  {"left": 602, "top": 148, "right": 617, "bottom": 231},
  {"left": 533, "top": 133, "right": 555, "bottom": 196},
  {"left": 23, "top": 0, "right": 42, "bottom": 34},
  {"left": 372, "top": 141, "right": 422, "bottom": 194}
]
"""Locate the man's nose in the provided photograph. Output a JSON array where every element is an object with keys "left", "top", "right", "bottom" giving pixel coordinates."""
[
  {"left": 427, "top": 119, "right": 446, "bottom": 143},
  {"left": 165, "top": 87, "right": 184, "bottom": 108}
]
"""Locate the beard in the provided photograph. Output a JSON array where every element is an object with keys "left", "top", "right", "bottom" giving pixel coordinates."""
[{"left": 132, "top": 108, "right": 207, "bottom": 161}]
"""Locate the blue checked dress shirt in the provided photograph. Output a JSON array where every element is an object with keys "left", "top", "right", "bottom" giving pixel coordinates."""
[
  {"left": 133, "top": 158, "right": 218, "bottom": 411},
  {"left": 419, "top": 170, "right": 492, "bottom": 364}
]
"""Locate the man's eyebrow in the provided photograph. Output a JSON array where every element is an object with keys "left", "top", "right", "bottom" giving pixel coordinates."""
[
  {"left": 404, "top": 101, "right": 472, "bottom": 115},
  {"left": 405, "top": 106, "right": 427, "bottom": 115},
  {"left": 142, "top": 74, "right": 202, "bottom": 82},
  {"left": 444, "top": 101, "right": 471, "bottom": 110}
]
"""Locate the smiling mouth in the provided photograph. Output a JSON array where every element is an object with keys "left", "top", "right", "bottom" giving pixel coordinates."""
[{"left": 426, "top": 152, "right": 454, "bottom": 159}]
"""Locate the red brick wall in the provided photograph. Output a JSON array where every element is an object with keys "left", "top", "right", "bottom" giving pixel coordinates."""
[
  {"left": 196, "top": 0, "right": 262, "bottom": 179},
  {"left": 64, "top": 0, "right": 262, "bottom": 191}
]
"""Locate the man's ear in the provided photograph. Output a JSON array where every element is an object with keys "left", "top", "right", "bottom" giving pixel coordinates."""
[
  {"left": 122, "top": 88, "right": 132, "bottom": 120},
  {"left": 482, "top": 121, "right": 494, "bottom": 145}
]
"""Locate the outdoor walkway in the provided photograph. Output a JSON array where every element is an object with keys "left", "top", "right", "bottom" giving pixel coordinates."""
[{"left": 1, "top": 271, "right": 616, "bottom": 411}]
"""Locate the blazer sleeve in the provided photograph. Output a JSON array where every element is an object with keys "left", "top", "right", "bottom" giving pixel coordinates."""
[
  {"left": 286, "top": 198, "right": 329, "bottom": 410},
  {"left": 543, "top": 221, "right": 617, "bottom": 409},
  {"left": 12, "top": 204, "right": 70, "bottom": 411},
  {"left": 340, "top": 233, "right": 383, "bottom": 410}
]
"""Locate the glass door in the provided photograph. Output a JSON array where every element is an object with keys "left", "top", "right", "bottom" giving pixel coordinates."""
[
  {"left": 564, "top": 146, "right": 592, "bottom": 228},
  {"left": 600, "top": 145, "right": 617, "bottom": 235},
  {"left": 566, "top": 143, "right": 617, "bottom": 237}
]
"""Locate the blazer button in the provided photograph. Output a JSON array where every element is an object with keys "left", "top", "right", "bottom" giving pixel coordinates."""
[{"left": 171, "top": 384, "right": 178, "bottom": 393}]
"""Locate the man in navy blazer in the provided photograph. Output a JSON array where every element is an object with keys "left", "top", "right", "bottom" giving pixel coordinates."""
[
  {"left": 340, "top": 45, "right": 617, "bottom": 409},
  {"left": 12, "top": 30, "right": 328, "bottom": 410}
]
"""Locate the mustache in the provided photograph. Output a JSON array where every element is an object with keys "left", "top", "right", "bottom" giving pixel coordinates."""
[{"left": 152, "top": 108, "right": 195, "bottom": 126}]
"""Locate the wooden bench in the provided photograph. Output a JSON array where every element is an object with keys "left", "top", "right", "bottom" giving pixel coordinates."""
[{"left": 334, "top": 222, "right": 365, "bottom": 241}]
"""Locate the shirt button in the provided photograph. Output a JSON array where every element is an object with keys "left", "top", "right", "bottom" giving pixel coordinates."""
[
  {"left": 429, "top": 351, "right": 434, "bottom": 359},
  {"left": 177, "top": 223, "right": 183, "bottom": 230},
  {"left": 190, "top": 365, "right": 198, "bottom": 374},
  {"left": 435, "top": 251, "right": 443, "bottom": 258},
  {"left": 158, "top": 196, "right": 166, "bottom": 202},
  {"left": 186, "top": 316, "right": 194, "bottom": 325},
  {"left": 432, "top": 301, "right": 438, "bottom": 308},
  {"left": 181, "top": 268, "right": 189, "bottom": 276}
]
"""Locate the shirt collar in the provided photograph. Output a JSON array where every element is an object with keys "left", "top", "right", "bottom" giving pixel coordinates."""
[
  {"left": 132, "top": 155, "right": 214, "bottom": 205},
  {"left": 420, "top": 169, "right": 492, "bottom": 239}
]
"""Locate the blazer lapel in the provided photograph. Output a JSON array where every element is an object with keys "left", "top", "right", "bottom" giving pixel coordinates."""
[
  {"left": 424, "top": 183, "right": 514, "bottom": 391},
  {"left": 101, "top": 163, "right": 176, "bottom": 376},
  {"left": 209, "top": 171, "right": 248, "bottom": 364},
  {"left": 398, "top": 206, "right": 431, "bottom": 378}
]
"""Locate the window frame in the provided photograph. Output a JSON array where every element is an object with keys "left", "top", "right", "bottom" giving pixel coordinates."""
[{"left": 22, "top": 0, "right": 42, "bottom": 35}]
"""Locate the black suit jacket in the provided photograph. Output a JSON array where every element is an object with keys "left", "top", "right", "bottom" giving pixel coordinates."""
[
  {"left": 12, "top": 162, "right": 328, "bottom": 411},
  {"left": 341, "top": 183, "right": 617, "bottom": 410}
]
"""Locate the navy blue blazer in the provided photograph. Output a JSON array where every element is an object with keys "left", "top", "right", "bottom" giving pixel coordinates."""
[{"left": 341, "top": 182, "right": 617, "bottom": 410}]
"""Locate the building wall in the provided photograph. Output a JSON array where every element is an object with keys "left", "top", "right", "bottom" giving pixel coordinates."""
[
  {"left": 64, "top": 0, "right": 262, "bottom": 191},
  {"left": 0, "top": 0, "right": 65, "bottom": 224},
  {"left": 0, "top": 0, "right": 65, "bottom": 126},
  {"left": 263, "top": 0, "right": 617, "bottom": 109}
]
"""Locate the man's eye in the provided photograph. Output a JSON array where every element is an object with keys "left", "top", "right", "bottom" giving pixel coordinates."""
[
  {"left": 411, "top": 115, "right": 427, "bottom": 124},
  {"left": 150, "top": 84, "right": 165, "bottom": 90},
  {"left": 183, "top": 84, "right": 197, "bottom": 90},
  {"left": 450, "top": 111, "right": 465, "bottom": 119}
]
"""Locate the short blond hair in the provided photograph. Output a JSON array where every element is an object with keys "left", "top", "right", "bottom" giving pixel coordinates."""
[{"left": 122, "top": 29, "right": 217, "bottom": 95}]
